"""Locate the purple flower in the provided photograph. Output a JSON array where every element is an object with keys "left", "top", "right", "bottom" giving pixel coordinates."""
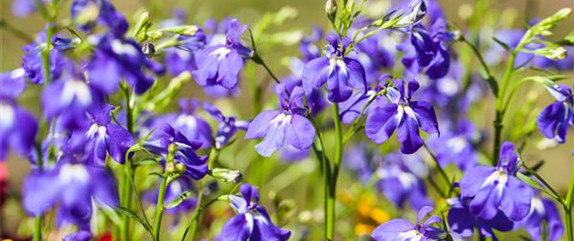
[
  {"left": 41, "top": 66, "right": 105, "bottom": 130},
  {"left": 164, "top": 29, "right": 207, "bottom": 76},
  {"left": 23, "top": 162, "right": 119, "bottom": 226},
  {"left": 154, "top": 99, "right": 213, "bottom": 149},
  {"left": 302, "top": 35, "right": 367, "bottom": 102},
  {"left": 69, "top": 105, "right": 134, "bottom": 165},
  {"left": 344, "top": 142, "right": 375, "bottom": 183},
  {"left": 22, "top": 30, "right": 66, "bottom": 85},
  {"left": 521, "top": 190, "right": 564, "bottom": 241},
  {"left": 87, "top": 34, "right": 164, "bottom": 95},
  {"left": 376, "top": 152, "right": 433, "bottom": 210},
  {"left": 426, "top": 119, "right": 479, "bottom": 171},
  {"left": 11, "top": 0, "right": 41, "bottom": 17},
  {"left": 63, "top": 230, "right": 93, "bottom": 241},
  {"left": 203, "top": 102, "right": 249, "bottom": 149},
  {"left": 70, "top": 0, "right": 128, "bottom": 36},
  {"left": 537, "top": 83, "right": 574, "bottom": 143},
  {"left": 0, "top": 69, "right": 37, "bottom": 159},
  {"left": 192, "top": 19, "right": 253, "bottom": 91},
  {"left": 280, "top": 58, "right": 327, "bottom": 116},
  {"left": 144, "top": 123, "right": 208, "bottom": 180},
  {"left": 400, "top": 19, "right": 451, "bottom": 80},
  {"left": 339, "top": 74, "right": 396, "bottom": 124},
  {"left": 245, "top": 86, "right": 315, "bottom": 157},
  {"left": 459, "top": 142, "right": 532, "bottom": 221},
  {"left": 218, "top": 184, "right": 291, "bottom": 241},
  {"left": 299, "top": 27, "right": 324, "bottom": 61},
  {"left": 447, "top": 197, "right": 514, "bottom": 240},
  {"left": 371, "top": 206, "right": 443, "bottom": 241},
  {"left": 365, "top": 79, "right": 439, "bottom": 154}
]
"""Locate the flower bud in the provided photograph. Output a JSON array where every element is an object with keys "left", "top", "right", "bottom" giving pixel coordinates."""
[
  {"left": 325, "top": 0, "right": 337, "bottom": 23},
  {"left": 395, "top": 0, "right": 427, "bottom": 27},
  {"left": 165, "top": 162, "right": 177, "bottom": 174},
  {"left": 175, "top": 162, "right": 186, "bottom": 174},
  {"left": 533, "top": 46, "right": 568, "bottom": 60},
  {"left": 210, "top": 168, "right": 242, "bottom": 183},
  {"left": 142, "top": 42, "right": 155, "bottom": 57}
]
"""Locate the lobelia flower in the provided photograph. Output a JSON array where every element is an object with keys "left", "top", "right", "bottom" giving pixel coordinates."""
[
  {"left": 22, "top": 29, "right": 66, "bottom": 85},
  {"left": 154, "top": 98, "right": 213, "bottom": 149},
  {"left": 537, "top": 83, "right": 574, "bottom": 143},
  {"left": 70, "top": 0, "right": 128, "bottom": 36},
  {"left": 203, "top": 102, "right": 249, "bottom": 149},
  {"left": 192, "top": 19, "right": 253, "bottom": 91},
  {"left": 144, "top": 123, "right": 208, "bottom": 180},
  {"left": 344, "top": 142, "right": 376, "bottom": 184},
  {"left": 0, "top": 69, "right": 38, "bottom": 159},
  {"left": 521, "top": 189, "right": 564, "bottom": 241},
  {"left": 63, "top": 230, "right": 93, "bottom": 241},
  {"left": 426, "top": 119, "right": 479, "bottom": 171},
  {"left": 42, "top": 64, "right": 105, "bottom": 130},
  {"left": 371, "top": 206, "right": 443, "bottom": 241},
  {"left": 23, "top": 158, "right": 119, "bottom": 229},
  {"left": 302, "top": 35, "right": 367, "bottom": 102},
  {"left": 299, "top": 27, "right": 324, "bottom": 61},
  {"left": 459, "top": 142, "right": 532, "bottom": 221},
  {"left": 339, "top": 74, "right": 397, "bottom": 125},
  {"left": 218, "top": 184, "right": 291, "bottom": 241},
  {"left": 164, "top": 29, "right": 207, "bottom": 76},
  {"left": 245, "top": 85, "right": 316, "bottom": 157},
  {"left": 399, "top": 17, "right": 451, "bottom": 80},
  {"left": 11, "top": 0, "right": 42, "bottom": 17},
  {"left": 87, "top": 34, "right": 165, "bottom": 95},
  {"left": 365, "top": 79, "right": 439, "bottom": 154},
  {"left": 447, "top": 197, "right": 514, "bottom": 240},
  {"left": 376, "top": 152, "right": 433, "bottom": 210},
  {"left": 69, "top": 105, "right": 134, "bottom": 165},
  {"left": 280, "top": 58, "right": 327, "bottom": 116}
]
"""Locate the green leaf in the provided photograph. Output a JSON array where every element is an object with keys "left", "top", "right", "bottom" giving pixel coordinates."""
[
  {"left": 165, "top": 191, "right": 193, "bottom": 209},
  {"left": 485, "top": 76, "right": 499, "bottom": 97},
  {"left": 116, "top": 206, "right": 153, "bottom": 234},
  {"left": 516, "top": 172, "right": 560, "bottom": 201},
  {"left": 492, "top": 37, "right": 512, "bottom": 51}
]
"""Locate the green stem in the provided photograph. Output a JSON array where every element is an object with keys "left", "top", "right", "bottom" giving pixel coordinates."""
[
  {"left": 33, "top": 216, "right": 42, "bottom": 241},
  {"left": 423, "top": 143, "right": 454, "bottom": 195},
  {"left": 152, "top": 176, "right": 169, "bottom": 241},
  {"left": 182, "top": 148, "right": 219, "bottom": 241},
  {"left": 327, "top": 104, "right": 343, "bottom": 241},
  {"left": 563, "top": 155, "right": 574, "bottom": 241},
  {"left": 492, "top": 51, "right": 517, "bottom": 163},
  {"left": 252, "top": 53, "right": 280, "bottom": 84}
]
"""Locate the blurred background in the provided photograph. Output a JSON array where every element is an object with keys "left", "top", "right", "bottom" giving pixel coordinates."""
[{"left": 1, "top": 0, "right": 573, "bottom": 239}]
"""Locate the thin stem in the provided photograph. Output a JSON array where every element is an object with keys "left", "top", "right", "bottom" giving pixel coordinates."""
[
  {"left": 492, "top": 51, "right": 517, "bottom": 163},
  {"left": 252, "top": 53, "right": 280, "bottom": 84},
  {"left": 152, "top": 176, "right": 169, "bottom": 241},
  {"left": 182, "top": 148, "right": 219, "bottom": 241},
  {"left": 423, "top": 143, "right": 453, "bottom": 189},
  {"left": 563, "top": 155, "right": 574, "bottom": 241},
  {"left": 461, "top": 37, "right": 495, "bottom": 82},
  {"left": 327, "top": 104, "right": 343, "bottom": 241},
  {"left": 121, "top": 83, "right": 135, "bottom": 136},
  {"left": 0, "top": 19, "right": 35, "bottom": 42}
]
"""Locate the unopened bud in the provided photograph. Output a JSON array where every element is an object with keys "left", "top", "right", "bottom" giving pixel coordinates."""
[
  {"left": 325, "top": 0, "right": 337, "bottom": 23},
  {"left": 210, "top": 168, "right": 242, "bottom": 183},
  {"left": 165, "top": 162, "right": 177, "bottom": 174},
  {"left": 142, "top": 42, "right": 155, "bottom": 57},
  {"left": 175, "top": 162, "right": 186, "bottom": 174},
  {"left": 395, "top": 0, "right": 427, "bottom": 27},
  {"left": 533, "top": 46, "right": 567, "bottom": 60},
  {"left": 181, "top": 25, "right": 199, "bottom": 36}
]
